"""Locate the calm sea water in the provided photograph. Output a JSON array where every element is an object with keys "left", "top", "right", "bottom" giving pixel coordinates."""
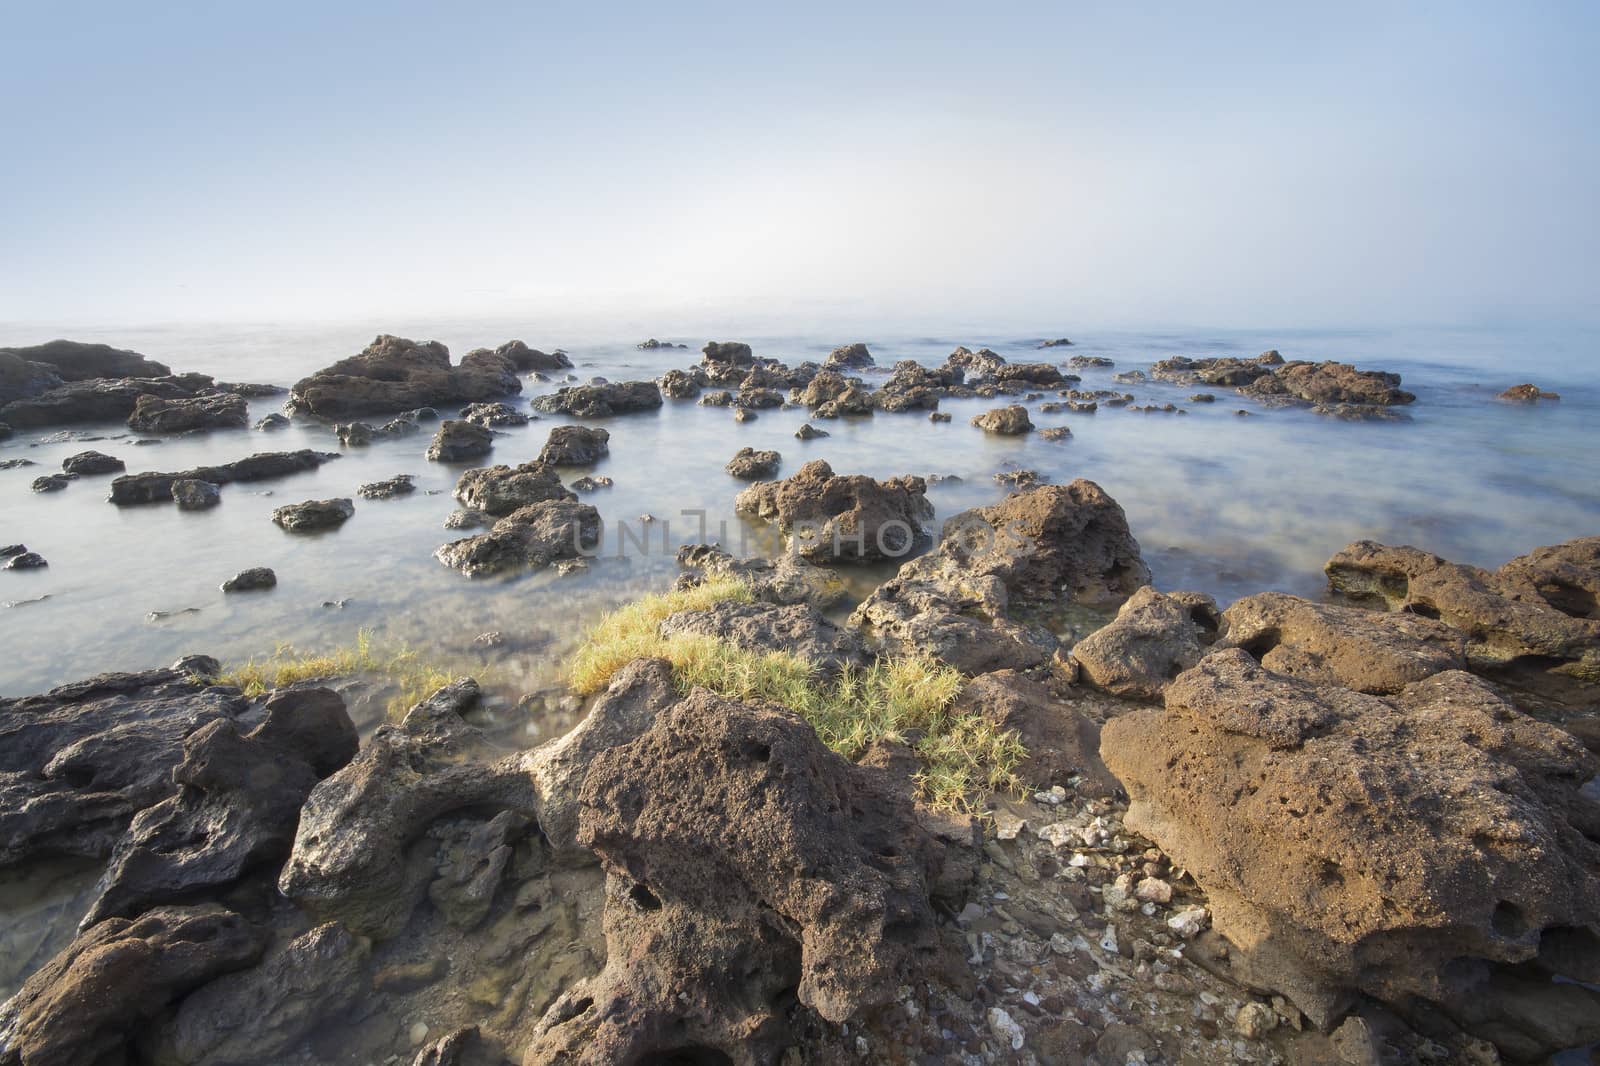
[{"left": 2, "top": 320, "right": 1596, "bottom": 704}]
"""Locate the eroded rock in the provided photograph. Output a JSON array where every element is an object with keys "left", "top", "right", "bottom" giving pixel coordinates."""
[
  {"left": 453, "top": 462, "right": 573, "bottom": 516},
  {"left": 538, "top": 425, "right": 609, "bottom": 466},
  {"left": 734, "top": 460, "right": 931, "bottom": 564},
  {"left": 1071, "top": 587, "right": 1221, "bottom": 700},
  {"left": 271, "top": 498, "right": 353, "bottom": 533},
  {"left": 434, "top": 500, "right": 599, "bottom": 577},
  {"left": 127, "top": 393, "right": 248, "bottom": 434},
  {"left": 288, "top": 335, "right": 521, "bottom": 418}
]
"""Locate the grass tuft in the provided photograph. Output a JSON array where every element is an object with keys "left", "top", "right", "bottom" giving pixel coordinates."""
[
  {"left": 217, "top": 629, "right": 463, "bottom": 720},
  {"left": 566, "top": 580, "right": 1024, "bottom": 812}
]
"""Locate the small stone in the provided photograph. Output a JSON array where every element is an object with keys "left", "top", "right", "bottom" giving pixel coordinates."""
[
  {"left": 986, "top": 1007, "right": 1025, "bottom": 1052},
  {"left": 409, "top": 1021, "right": 430, "bottom": 1046},
  {"left": 992, "top": 809, "right": 1027, "bottom": 841},
  {"left": 221, "top": 566, "right": 276, "bottom": 593},
  {"left": 1234, "top": 1001, "right": 1278, "bottom": 1039},
  {"left": 1134, "top": 877, "right": 1173, "bottom": 904},
  {"left": 1167, "top": 906, "right": 1209, "bottom": 938}
]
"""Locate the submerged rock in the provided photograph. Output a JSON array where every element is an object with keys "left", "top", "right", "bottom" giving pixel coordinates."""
[
  {"left": 971, "top": 405, "right": 1033, "bottom": 435},
  {"left": 127, "top": 393, "right": 248, "bottom": 434},
  {"left": 172, "top": 479, "right": 222, "bottom": 511},
  {"left": 3, "top": 552, "right": 48, "bottom": 571},
  {"left": 794, "top": 422, "right": 828, "bottom": 440},
  {"left": 531, "top": 381, "right": 662, "bottom": 418},
  {"left": 287, "top": 335, "right": 522, "bottom": 418},
  {"left": 426, "top": 419, "right": 493, "bottom": 462},
  {"left": 823, "top": 342, "right": 875, "bottom": 370},
  {"left": 61, "top": 451, "right": 124, "bottom": 476},
  {"left": 461, "top": 401, "right": 529, "bottom": 428},
  {"left": 434, "top": 500, "right": 600, "bottom": 577},
  {"left": 253, "top": 412, "right": 289, "bottom": 431},
  {"left": 724, "top": 446, "right": 780, "bottom": 480},
  {"left": 1498, "top": 382, "right": 1561, "bottom": 403},
  {"left": 334, "top": 420, "right": 373, "bottom": 445},
  {"left": 357, "top": 474, "right": 416, "bottom": 499},
  {"left": 271, "top": 498, "right": 354, "bottom": 533},
  {"left": 30, "top": 473, "right": 74, "bottom": 493},
  {"left": 734, "top": 459, "right": 932, "bottom": 564},
  {"left": 538, "top": 425, "right": 610, "bottom": 466},
  {"left": 1101, "top": 649, "right": 1600, "bottom": 1051},
  {"left": 220, "top": 566, "right": 276, "bottom": 592},
  {"left": 108, "top": 450, "right": 339, "bottom": 505},
  {"left": 452, "top": 461, "right": 574, "bottom": 516}
]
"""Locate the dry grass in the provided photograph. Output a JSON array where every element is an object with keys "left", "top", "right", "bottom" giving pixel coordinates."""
[
  {"left": 217, "top": 630, "right": 464, "bottom": 720},
  {"left": 566, "top": 580, "right": 1024, "bottom": 811}
]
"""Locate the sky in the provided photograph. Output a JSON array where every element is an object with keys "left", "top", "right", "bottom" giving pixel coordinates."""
[{"left": 2, "top": 1, "right": 1597, "bottom": 331}]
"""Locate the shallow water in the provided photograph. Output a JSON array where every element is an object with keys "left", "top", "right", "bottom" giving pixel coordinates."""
[{"left": 2, "top": 321, "right": 1597, "bottom": 699}]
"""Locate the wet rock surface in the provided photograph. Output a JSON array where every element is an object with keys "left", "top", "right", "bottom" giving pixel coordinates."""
[
  {"left": 108, "top": 450, "right": 339, "bottom": 505},
  {"left": 452, "top": 462, "right": 573, "bottom": 516},
  {"left": 435, "top": 500, "right": 600, "bottom": 577},
  {"left": 357, "top": 473, "right": 416, "bottom": 499},
  {"left": 60, "top": 451, "right": 124, "bottom": 476},
  {"left": 675, "top": 543, "right": 848, "bottom": 609},
  {"left": 288, "top": 335, "right": 522, "bottom": 418},
  {"left": 126, "top": 393, "right": 247, "bottom": 434},
  {"left": 724, "top": 446, "right": 780, "bottom": 479},
  {"left": 172, "top": 479, "right": 222, "bottom": 510},
  {"left": 461, "top": 401, "right": 529, "bottom": 428},
  {"left": 972, "top": 404, "right": 1034, "bottom": 434},
  {"left": 426, "top": 420, "right": 494, "bottom": 462},
  {"left": 530, "top": 381, "right": 662, "bottom": 418},
  {"left": 734, "top": 459, "right": 932, "bottom": 564},
  {"left": 220, "top": 566, "right": 276, "bottom": 592},
  {"left": 537, "top": 425, "right": 609, "bottom": 466},
  {"left": 271, "top": 498, "right": 354, "bottom": 533}
]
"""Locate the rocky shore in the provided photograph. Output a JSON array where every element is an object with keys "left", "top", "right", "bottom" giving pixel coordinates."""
[{"left": 1, "top": 332, "right": 1594, "bottom": 1066}]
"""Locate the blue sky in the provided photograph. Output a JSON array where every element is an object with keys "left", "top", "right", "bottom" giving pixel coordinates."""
[{"left": 3, "top": 1, "right": 1596, "bottom": 328}]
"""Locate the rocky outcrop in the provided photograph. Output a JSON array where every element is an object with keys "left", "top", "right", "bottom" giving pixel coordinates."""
[
  {"left": 61, "top": 451, "right": 124, "bottom": 476},
  {"left": 1070, "top": 587, "right": 1221, "bottom": 700},
  {"left": 1152, "top": 354, "right": 1414, "bottom": 414},
  {"left": 80, "top": 687, "right": 357, "bottom": 926},
  {"left": 435, "top": 500, "right": 600, "bottom": 577},
  {"left": 127, "top": 393, "right": 248, "bottom": 434},
  {"left": 109, "top": 450, "right": 339, "bottom": 505},
  {"left": 531, "top": 382, "right": 662, "bottom": 418},
  {"left": 658, "top": 368, "right": 705, "bottom": 399},
  {"left": 1, "top": 374, "right": 213, "bottom": 429},
  {"left": 823, "top": 342, "right": 874, "bottom": 370},
  {"left": 734, "top": 460, "right": 932, "bottom": 564},
  {"left": 659, "top": 600, "right": 867, "bottom": 675},
  {"left": 287, "top": 335, "right": 522, "bottom": 418},
  {"left": 469, "top": 340, "right": 571, "bottom": 373},
  {"left": 172, "top": 479, "right": 221, "bottom": 510},
  {"left": 724, "top": 447, "right": 780, "bottom": 479},
  {"left": 0, "top": 905, "right": 265, "bottom": 1066},
  {"left": 538, "top": 425, "right": 609, "bottom": 465},
  {"left": 426, "top": 419, "right": 493, "bottom": 462},
  {"left": 452, "top": 462, "right": 573, "bottom": 516},
  {"left": 1325, "top": 537, "right": 1600, "bottom": 698},
  {"left": 0, "top": 340, "right": 170, "bottom": 384},
  {"left": 1220, "top": 591, "right": 1468, "bottom": 694},
  {"left": 524, "top": 686, "right": 963, "bottom": 1063},
  {"left": 271, "top": 498, "right": 353, "bottom": 533},
  {"left": 1498, "top": 383, "right": 1560, "bottom": 403},
  {"left": 1101, "top": 649, "right": 1600, "bottom": 1053},
  {"left": 700, "top": 341, "right": 754, "bottom": 369},
  {"left": 0, "top": 667, "right": 247, "bottom": 867},
  {"left": 971, "top": 405, "right": 1033, "bottom": 434}
]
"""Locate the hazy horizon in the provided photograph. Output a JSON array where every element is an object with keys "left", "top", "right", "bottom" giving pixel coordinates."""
[{"left": 4, "top": 2, "right": 1597, "bottom": 331}]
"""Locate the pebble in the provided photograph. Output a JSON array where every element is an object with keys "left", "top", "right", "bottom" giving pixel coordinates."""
[
  {"left": 1167, "top": 906, "right": 1209, "bottom": 938},
  {"left": 986, "top": 1007, "right": 1025, "bottom": 1051},
  {"left": 1234, "top": 1001, "right": 1279, "bottom": 1039},
  {"left": 1134, "top": 877, "right": 1173, "bottom": 904}
]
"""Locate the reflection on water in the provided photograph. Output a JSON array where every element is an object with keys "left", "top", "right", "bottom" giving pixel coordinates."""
[{"left": 1, "top": 322, "right": 1597, "bottom": 698}]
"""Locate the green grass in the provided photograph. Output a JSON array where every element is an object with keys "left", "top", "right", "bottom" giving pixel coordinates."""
[
  {"left": 567, "top": 580, "right": 1025, "bottom": 812},
  {"left": 217, "top": 630, "right": 465, "bottom": 720}
]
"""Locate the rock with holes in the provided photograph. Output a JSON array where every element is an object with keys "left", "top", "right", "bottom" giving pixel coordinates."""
[
  {"left": 538, "top": 425, "right": 610, "bottom": 466},
  {"left": 0, "top": 904, "right": 265, "bottom": 1066},
  {"left": 80, "top": 687, "right": 357, "bottom": 927},
  {"left": 461, "top": 401, "right": 529, "bottom": 428},
  {"left": 1326, "top": 537, "right": 1600, "bottom": 702},
  {"left": 523, "top": 685, "right": 965, "bottom": 1063},
  {"left": 0, "top": 668, "right": 248, "bottom": 867},
  {"left": 734, "top": 460, "right": 932, "bottom": 564},
  {"left": 434, "top": 499, "right": 599, "bottom": 577},
  {"left": 531, "top": 381, "right": 662, "bottom": 418},
  {"left": 426, "top": 419, "right": 493, "bottom": 462},
  {"left": 823, "top": 342, "right": 874, "bottom": 370},
  {"left": 658, "top": 368, "right": 706, "bottom": 399},
  {"left": 971, "top": 405, "right": 1033, "bottom": 435},
  {"left": 724, "top": 447, "right": 780, "bottom": 480},
  {"left": 1101, "top": 648, "right": 1600, "bottom": 1050},
  {"left": 950, "top": 670, "right": 1119, "bottom": 796},
  {"left": 452, "top": 461, "right": 573, "bottom": 516},
  {"left": 1069, "top": 586, "right": 1222, "bottom": 700},
  {"left": 287, "top": 335, "right": 522, "bottom": 418},
  {"left": 658, "top": 600, "right": 868, "bottom": 676},
  {"left": 1220, "top": 591, "right": 1469, "bottom": 694}
]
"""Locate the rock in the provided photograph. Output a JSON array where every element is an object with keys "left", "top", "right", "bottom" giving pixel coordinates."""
[
  {"left": 993, "top": 362, "right": 1067, "bottom": 386},
  {"left": 971, "top": 405, "right": 1033, "bottom": 434},
  {"left": 1235, "top": 1002, "right": 1279, "bottom": 1038},
  {"left": 109, "top": 450, "right": 339, "bottom": 505},
  {"left": 569, "top": 474, "right": 612, "bottom": 492},
  {"left": 0, "top": 458, "right": 35, "bottom": 468},
  {"left": 426, "top": 419, "right": 493, "bottom": 462},
  {"left": 701, "top": 340, "right": 755, "bottom": 369},
  {"left": 253, "top": 413, "right": 289, "bottom": 431},
  {"left": 172, "top": 479, "right": 222, "bottom": 511},
  {"left": 1069, "top": 355, "right": 1114, "bottom": 369},
  {"left": 452, "top": 461, "right": 574, "bottom": 516},
  {"left": 287, "top": 334, "right": 521, "bottom": 418},
  {"left": 659, "top": 600, "right": 867, "bottom": 675},
  {"left": 732, "top": 407, "right": 756, "bottom": 423},
  {"left": 163, "top": 922, "right": 367, "bottom": 1066},
  {"left": 724, "top": 446, "right": 781, "bottom": 479},
  {"left": 950, "top": 670, "right": 1119, "bottom": 795},
  {"left": 271, "top": 498, "right": 354, "bottom": 533},
  {"left": 1190, "top": 392, "right": 1216, "bottom": 403},
  {"left": 928, "top": 411, "right": 951, "bottom": 422},
  {"left": 658, "top": 368, "right": 705, "bottom": 398},
  {"left": 461, "top": 401, "right": 529, "bottom": 428},
  {"left": 379, "top": 415, "right": 421, "bottom": 436},
  {"left": 472, "top": 339, "right": 570, "bottom": 372},
  {"left": 443, "top": 508, "right": 489, "bottom": 530},
  {"left": 1250, "top": 361, "right": 1415, "bottom": 406},
  {"left": 61, "top": 451, "right": 124, "bottom": 476},
  {"left": 1101, "top": 649, "right": 1600, "bottom": 1039},
  {"left": 0, "top": 374, "right": 210, "bottom": 429},
  {"left": 434, "top": 499, "right": 600, "bottom": 577},
  {"left": 538, "top": 424, "right": 610, "bottom": 465},
  {"left": 795, "top": 422, "right": 829, "bottom": 440},
  {"left": 80, "top": 687, "right": 356, "bottom": 925},
  {"left": 0, "top": 545, "right": 26, "bottom": 558},
  {"left": 410, "top": 1026, "right": 478, "bottom": 1066},
  {"left": 1325, "top": 537, "right": 1600, "bottom": 698},
  {"left": 3, "top": 552, "right": 47, "bottom": 571},
  {"left": 1220, "top": 591, "right": 1469, "bottom": 694},
  {"left": 824, "top": 342, "right": 875, "bottom": 369},
  {"left": 1070, "top": 586, "right": 1222, "bottom": 700},
  {"left": 0, "top": 339, "right": 170, "bottom": 383},
  {"left": 1498, "top": 383, "right": 1560, "bottom": 403},
  {"left": 637, "top": 338, "right": 686, "bottom": 351},
  {"left": 278, "top": 682, "right": 542, "bottom": 938},
  {"left": 525, "top": 686, "right": 961, "bottom": 1062},
  {"left": 0, "top": 905, "right": 265, "bottom": 1066},
  {"left": 127, "top": 392, "right": 248, "bottom": 433},
  {"left": 675, "top": 544, "right": 849, "bottom": 610},
  {"left": 334, "top": 421, "right": 373, "bottom": 445},
  {"left": 698, "top": 389, "right": 733, "bottom": 407},
  {"left": 358, "top": 474, "right": 416, "bottom": 499},
  {"left": 531, "top": 381, "right": 663, "bottom": 418},
  {"left": 1038, "top": 338, "right": 1074, "bottom": 348},
  {"left": 735, "top": 459, "right": 932, "bottom": 564},
  {"left": 1038, "top": 426, "right": 1071, "bottom": 441},
  {"left": 30, "top": 473, "right": 74, "bottom": 492},
  {"left": 220, "top": 566, "right": 276, "bottom": 592}
]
